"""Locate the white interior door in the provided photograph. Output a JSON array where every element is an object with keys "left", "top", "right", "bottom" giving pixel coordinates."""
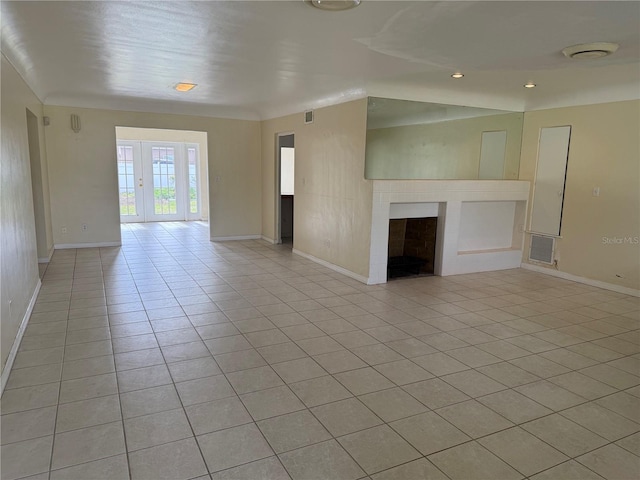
[
  {"left": 142, "top": 142, "right": 186, "bottom": 222},
  {"left": 117, "top": 142, "right": 144, "bottom": 223}
]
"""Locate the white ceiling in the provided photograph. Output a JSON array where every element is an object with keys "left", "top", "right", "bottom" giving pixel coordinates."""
[{"left": 2, "top": 1, "right": 639, "bottom": 120}]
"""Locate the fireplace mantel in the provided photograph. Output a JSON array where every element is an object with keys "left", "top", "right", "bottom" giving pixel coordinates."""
[{"left": 368, "top": 180, "right": 530, "bottom": 284}]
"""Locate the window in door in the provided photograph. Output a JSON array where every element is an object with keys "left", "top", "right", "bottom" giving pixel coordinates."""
[
  {"left": 150, "top": 145, "right": 178, "bottom": 216},
  {"left": 117, "top": 142, "right": 144, "bottom": 223},
  {"left": 187, "top": 146, "right": 199, "bottom": 216},
  {"left": 118, "top": 145, "right": 136, "bottom": 215}
]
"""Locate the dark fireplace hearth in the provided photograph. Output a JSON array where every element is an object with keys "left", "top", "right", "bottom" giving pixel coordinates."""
[{"left": 387, "top": 217, "right": 437, "bottom": 279}]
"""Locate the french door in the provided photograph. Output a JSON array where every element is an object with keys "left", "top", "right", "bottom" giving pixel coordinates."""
[
  {"left": 117, "top": 142, "right": 144, "bottom": 222},
  {"left": 118, "top": 141, "right": 201, "bottom": 223}
]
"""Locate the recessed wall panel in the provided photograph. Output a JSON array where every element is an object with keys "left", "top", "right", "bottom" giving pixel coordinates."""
[{"left": 530, "top": 126, "right": 571, "bottom": 236}]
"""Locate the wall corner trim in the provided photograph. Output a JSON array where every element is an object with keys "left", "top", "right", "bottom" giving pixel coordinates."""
[
  {"left": 38, "top": 245, "right": 55, "bottom": 263},
  {"left": 521, "top": 263, "right": 639, "bottom": 298},
  {"left": 261, "top": 235, "right": 277, "bottom": 244},
  {"left": 292, "top": 248, "right": 369, "bottom": 285},
  {"left": 1, "top": 279, "right": 42, "bottom": 395}
]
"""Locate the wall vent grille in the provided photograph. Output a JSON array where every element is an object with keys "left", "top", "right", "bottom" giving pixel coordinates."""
[
  {"left": 529, "top": 234, "right": 555, "bottom": 264},
  {"left": 304, "top": 110, "right": 314, "bottom": 124}
]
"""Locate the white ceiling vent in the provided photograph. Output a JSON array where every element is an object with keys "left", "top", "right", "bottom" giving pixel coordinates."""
[
  {"left": 529, "top": 234, "right": 555, "bottom": 264},
  {"left": 562, "top": 42, "right": 619, "bottom": 60},
  {"left": 307, "top": 0, "right": 361, "bottom": 11},
  {"left": 304, "top": 110, "right": 314, "bottom": 124}
]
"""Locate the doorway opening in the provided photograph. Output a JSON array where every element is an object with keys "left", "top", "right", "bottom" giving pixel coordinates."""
[
  {"left": 387, "top": 217, "right": 437, "bottom": 279},
  {"left": 26, "top": 109, "right": 50, "bottom": 271},
  {"left": 276, "top": 133, "right": 295, "bottom": 245},
  {"left": 115, "top": 127, "right": 208, "bottom": 224}
]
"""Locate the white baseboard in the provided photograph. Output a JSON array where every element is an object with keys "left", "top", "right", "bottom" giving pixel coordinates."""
[
  {"left": 292, "top": 249, "right": 369, "bottom": 285},
  {"left": 211, "top": 235, "right": 262, "bottom": 241},
  {"left": 38, "top": 245, "right": 55, "bottom": 263},
  {"left": 261, "top": 235, "right": 277, "bottom": 244},
  {"left": 55, "top": 242, "right": 121, "bottom": 249},
  {"left": 521, "top": 263, "right": 640, "bottom": 297},
  {"left": 1, "top": 279, "right": 41, "bottom": 395}
]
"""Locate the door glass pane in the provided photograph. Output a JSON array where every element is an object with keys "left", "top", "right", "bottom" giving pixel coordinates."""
[
  {"left": 188, "top": 147, "right": 198, "bottom": 214},
  {"left": 152, "top": 147, "right": 177, "bottom": 215},
  {"left": 117, "top": 145, "right": 136, "bottom": 216}
]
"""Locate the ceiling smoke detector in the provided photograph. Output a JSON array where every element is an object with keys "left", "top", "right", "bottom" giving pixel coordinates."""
[
  {"left": 562, "top": 42, "right": 619, "bottom": 60},
  {"left": 308, "top": 0, "right": 361, "bottom": 11}
]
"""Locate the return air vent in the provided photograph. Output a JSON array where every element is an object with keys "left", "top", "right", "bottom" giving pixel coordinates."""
[
  {"left": 529, "top": 234, "right": 555, "bottom": 264},
  {"left": 304, "top": 110, "right": 314, "bottom": 124}
]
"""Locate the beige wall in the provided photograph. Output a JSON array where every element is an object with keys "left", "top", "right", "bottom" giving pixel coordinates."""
[
  {"left": 520, "top": 100, "right": 640, "bottom": 291},
  {"left": 365, "top": 112, "right": 523, "bottom": 180},
  {"left": 44, "top": 106, "right": 261, "bottom": 244},
  {"left": 115, "top": 127, "right": 209, "bottom": 220},
  {"left": 0, "top": 56, "right": 50, "bottom": 371},
  {"left": 262, "top": 99, "right": 373, "bottom": 278}
]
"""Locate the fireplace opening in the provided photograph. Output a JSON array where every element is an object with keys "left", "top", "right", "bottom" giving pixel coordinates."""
[{"left": 387, "top": 217, "right": 437, "bottom": 279}]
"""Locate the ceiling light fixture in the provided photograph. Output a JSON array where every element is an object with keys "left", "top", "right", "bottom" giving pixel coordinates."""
[
  {"left": 451, "top": 73, "right": 464, "bottom": 79},
  {"left": 524, "top": 83, "right": 536, "bottom": 89},
  {"left": 562, "top": 42, "right": 619, "bottom": 60},
  {"left": 174, "top": 83, "right": 197, "bottom": 92},
  {"left": 308, "top": 0, "right": 361, "bottom": 11}
]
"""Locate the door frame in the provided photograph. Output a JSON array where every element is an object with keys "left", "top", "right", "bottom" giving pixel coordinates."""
[
  {"left": 118, "top": 140, "right": 204, "bottom": 223},
  {"left": 275, "top": 132, "right": 295, "bottom": 244},
  {"left": 26, "top": 108, "right": 51, "bottom": 262}
]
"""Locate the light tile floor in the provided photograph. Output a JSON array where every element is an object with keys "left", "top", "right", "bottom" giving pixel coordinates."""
[{"left": 2, "top": 221, "right": 639, "bottom": 480}]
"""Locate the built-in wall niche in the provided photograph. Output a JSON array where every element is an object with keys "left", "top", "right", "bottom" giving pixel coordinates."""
[
  {"left": 365, "top": 97, "right": 523, "bottom": 180},
  {"left": 388, "top": 218, "right": 437, "bottom": 279},
  {"left": 458, "top": 201, "right": 526, "bottom": 254},
  {"left": 530, "top": 126, "right": 571, "bottom": 237}
]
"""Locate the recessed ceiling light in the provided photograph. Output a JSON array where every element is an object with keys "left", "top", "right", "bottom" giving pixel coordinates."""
[
  {"left": 562, "top": 42, "right": 619, "bottom": 60},
  {"left": 451, "top": 73, "right": 464, "bottom": 79},
  {"left": 524, "top": 83, "right": 536, "bottom": 89},
  {"left": 174, "top": 83, "right": 197, "bottom": 92},
  {"left": 308, "top": 0, "right": 361, "bottom": 11}
]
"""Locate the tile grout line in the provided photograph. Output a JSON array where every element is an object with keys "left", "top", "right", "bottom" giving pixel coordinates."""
[
  {"left": 106, "top": 241, "right": 138, "bottom": 480},
  {"left": 46, "top": 247, "right": 76, "bottom": 480},
  {"left": 127, "top": 222, "right": 265, "bottom": 479}
]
